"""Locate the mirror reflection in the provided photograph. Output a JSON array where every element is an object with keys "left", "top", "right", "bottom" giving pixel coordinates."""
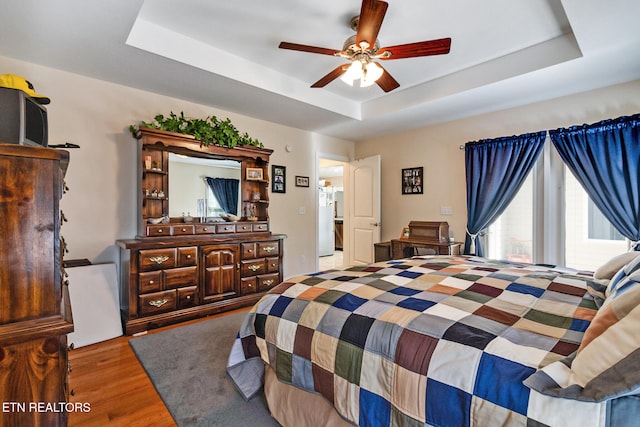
[{"left": 168, "top": 153, "right": 241, "bottom": 219}]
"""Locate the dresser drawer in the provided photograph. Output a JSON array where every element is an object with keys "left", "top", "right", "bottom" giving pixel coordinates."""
[
  {"left": 253, "top": 222, "right": 269, "bottom": 232},
  {"left": 139, "top": 290, "right": 176, "bottom": 316},
  {"left": 241, "top": 259, "right": 265, "bottom": 277},
  {"left": 241, "top": 243, "right": 256, "bottom": 259},
  {"left": 237, "top": 223, "right": 253, "bottom": 233},
  {"left": 195, "top": 224, "right": 216, "bottom": 234},
  {"left": 266, "top": 256, "right": 279, "bottom": 274},
  {"left": 257, "top": 241, "right": 279, "bottom": 257},
  {"left": 139, "top": 271, "right": 162, "bottom": 293},
  {"left": 240, "top": 277, "right": 258, "bottom": 295},
  {"left": 177, "top": 286, "right": 198, "bottom": 309},
  {"left": 172, "top": 224, "right": 195, "bottom": 236},
  {"left": 216, "top": 223, "right": 236, "bottom": 234},
  {"left": 139, "top": 248, "right": 176, "bottom": 271},
  {"left": 164, "top": 266, "right": 198, "bottom": 289},
  {"left": 258, "top": 273, "right": 280, "bottom": 292},
  {"left": 177, "top": 246, "right": 197, "bottom": 266},
  {"left": 146, "top": 225, "right": 171, "bottom": 237}
]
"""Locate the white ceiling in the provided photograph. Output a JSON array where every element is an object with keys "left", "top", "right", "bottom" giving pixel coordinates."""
[{"left": 1, "top": 0, "right": 639, "bottom": 142}]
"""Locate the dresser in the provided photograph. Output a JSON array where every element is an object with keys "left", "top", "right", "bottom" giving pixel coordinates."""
[
  {"left": 118, "top": 234, "right": 284, "bottom": 335},
  {"left": 0, "top": 144, "right": 74, "bottom": 427},
  {"left": 117, "top": 128, "right": 285, "bottom": 335}
]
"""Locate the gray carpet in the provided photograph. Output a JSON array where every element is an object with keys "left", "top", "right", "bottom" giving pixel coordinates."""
[{"left": 130, "top": 311, "right": 280, "bottom": 427}]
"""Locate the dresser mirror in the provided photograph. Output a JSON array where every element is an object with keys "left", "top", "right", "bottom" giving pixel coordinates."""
[{"left": 168, "top": 152, "right": 241, "bottom": 219}]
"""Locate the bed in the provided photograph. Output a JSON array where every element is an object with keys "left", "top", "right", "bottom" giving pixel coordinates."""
[{"left": 227, "top": 254, "right": 640, "bottom": 426}]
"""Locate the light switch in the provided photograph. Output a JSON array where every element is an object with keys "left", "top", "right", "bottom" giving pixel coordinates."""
[
  {"left": 298, "top": 206, "right": 306, "bottom": 215},
  {"left": 440, "top": 206, "right": 453, "bottom": 215}
]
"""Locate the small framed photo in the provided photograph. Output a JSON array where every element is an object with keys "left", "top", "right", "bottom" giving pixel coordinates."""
[
  {"left": 400, "top": 227, "right": 410, "bottom": 240},
  {"left": 295, "top": 176, "right": 309, "bottom": 187},
  {"left": 246, "top": 167, "right": 263, "bottom": 181},
  {"left": 402, "top": 167, "right": 423, "bottom": 195},
  {"left": 272, "top": 165, "right": 286, "bottom": 193}
]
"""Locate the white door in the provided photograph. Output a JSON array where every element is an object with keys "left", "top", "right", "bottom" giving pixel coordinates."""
[{"left": 347, "top": 155, "right": 381, "bottom": 265}]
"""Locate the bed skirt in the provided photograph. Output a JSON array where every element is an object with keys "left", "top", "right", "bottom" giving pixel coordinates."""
[{"left": 264, "top": 366, "right": 355, "bottom": 427}]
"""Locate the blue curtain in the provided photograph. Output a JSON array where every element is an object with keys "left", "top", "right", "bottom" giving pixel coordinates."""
[
  {"left": 464, "top": 131, "right": 546, "bottom": 256},
  {"left": 205, "top": 177, "right": 239, "bottom": 215},
  {"left": 550, "top": 114, "right": 640, "bottom": 250}
]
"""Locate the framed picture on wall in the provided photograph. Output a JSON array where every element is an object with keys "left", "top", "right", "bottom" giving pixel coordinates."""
[
  {"left": 402, "top": 166, "right": 423, "bottom": 194},
  {"left": 272, "top": 165, "right": 286, "bottom": 193},
  {"left": 295, "top": 176, "right": 309, "bottom": 187}
]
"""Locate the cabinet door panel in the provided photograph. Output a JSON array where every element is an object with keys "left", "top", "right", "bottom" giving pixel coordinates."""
[{"left": 202, "top": 245, "right": 239, "bottom": 302}]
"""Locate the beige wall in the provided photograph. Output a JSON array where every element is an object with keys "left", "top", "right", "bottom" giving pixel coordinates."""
[
  {"left": 355, "top": 80, "right": 640, "bottom": 248},
  {"left": 1, "top": 55, "right": 355, "bottom": 278},
  {"left": 3, "top": 54, "right": 639, "bottom": 276}
]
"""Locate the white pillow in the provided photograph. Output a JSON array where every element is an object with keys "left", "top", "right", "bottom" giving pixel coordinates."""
[{"left": 593, "top": 251, "right": 640, "bottom": 280}]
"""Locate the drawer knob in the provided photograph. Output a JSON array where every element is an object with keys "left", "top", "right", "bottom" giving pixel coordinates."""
[
  {"left": 186, "top": 295, "right": 191, "bottom": 300},
  {"left": 203, "top": 227, "right": 208, "bottom": 231},
  {"left": 149, "top": 297, "right": 169, "bottom": 307},
  {"left": 264, "top": 279, "right": 274, "bottom": 286},
  {"left": 157, "top": 228, "right": 163, "bottom": 233},
  {"left": 263, "top": 246, "right": 275, "bottom": 253},
  {"left": 248, "top": 249, "right": 253, "bottom": 253},
  {"left": 149, "top": 255, "right": 169, "bottom": 264},
  {"left": 182, "top": 228, "right": 186, "bottom": 232},
  {"left": 186, "top": 254, "right": 192, "bottom": 259},
  {"left": 248, "top": 264, "right": 261, "bottom": 272},
  {"left": 149, "top": 280, "right": 154, "bottom": 284}
]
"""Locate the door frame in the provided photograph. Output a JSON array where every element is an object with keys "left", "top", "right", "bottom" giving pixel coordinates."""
[{"left": 315, "top": 152, "right": 350, "bottom": 272}]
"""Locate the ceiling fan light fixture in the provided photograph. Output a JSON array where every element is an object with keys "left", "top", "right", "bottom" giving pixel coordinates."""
[
  {"left": 361, "top": 62, "right": 383, "bottom": 86},
  {"left": 340, "top": 61, "right": 362, "bottom": 85},
  {"left": 340, "top": 60, "right": 383, "bottom": 87}
]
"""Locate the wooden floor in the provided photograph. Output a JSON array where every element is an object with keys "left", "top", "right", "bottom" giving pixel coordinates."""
[{"left": 67, "top": 308, "right": 249, "bottom": 427}]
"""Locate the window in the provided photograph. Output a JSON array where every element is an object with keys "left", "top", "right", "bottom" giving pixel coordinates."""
[
  {"left": 205, "top": 187, "right": 225, "bottom": 217},
  {"left": 487, "top": 173, "right": 533, "bottom": 263},
  {"left": 487, "top": 139, "right": 627, "bottom": 270},
  {"left": 588, "top": 199, "right": 625, "bottom": 240},
  {"left": 564, "top": 167, "right": 627, "bottom": 270}
]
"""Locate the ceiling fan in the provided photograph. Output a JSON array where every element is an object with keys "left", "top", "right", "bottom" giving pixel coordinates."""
[{"left": 278, "top": 0, "right": 451, "bottom": 92}]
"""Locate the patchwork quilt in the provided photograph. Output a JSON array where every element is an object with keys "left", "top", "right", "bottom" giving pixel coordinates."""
[{"left": 227, "top": 255, "right": 636, "bottom": 427}]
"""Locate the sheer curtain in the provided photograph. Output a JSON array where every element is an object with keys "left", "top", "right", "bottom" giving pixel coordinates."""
[
  {"left": 550, "top": 114, "right": 640, "bottom": 250},
  {"left": 464, "top": 131, "right": 547, "bottom": 256},
  {"left": 205, "top": 177, "right": 239, "bottom": 215}
]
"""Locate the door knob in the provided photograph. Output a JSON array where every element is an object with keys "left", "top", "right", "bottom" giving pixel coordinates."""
[{"left": 371, "top": 222, "right": 381, "bottom": 227}]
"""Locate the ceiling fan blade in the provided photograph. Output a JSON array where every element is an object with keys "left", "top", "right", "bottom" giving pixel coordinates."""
[
  {"left": 356, "top": 0, "right": 388, "bottom": 48},
  {"left": 311, "top": 65, "right": 349, "bottom": 88},
  {"left": 378, "top": 38, "right": 451, "bottom": 60},
  {"left": 279, "top": 41, "right": 340, "bottom": 56},
  {"left": 375, "top": 65, "right": 400, "bottom": 92}
]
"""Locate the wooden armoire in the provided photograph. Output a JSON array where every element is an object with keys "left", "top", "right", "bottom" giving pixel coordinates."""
[{"left": 0, "top": 144, "right": 74, "bottom": 427}]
